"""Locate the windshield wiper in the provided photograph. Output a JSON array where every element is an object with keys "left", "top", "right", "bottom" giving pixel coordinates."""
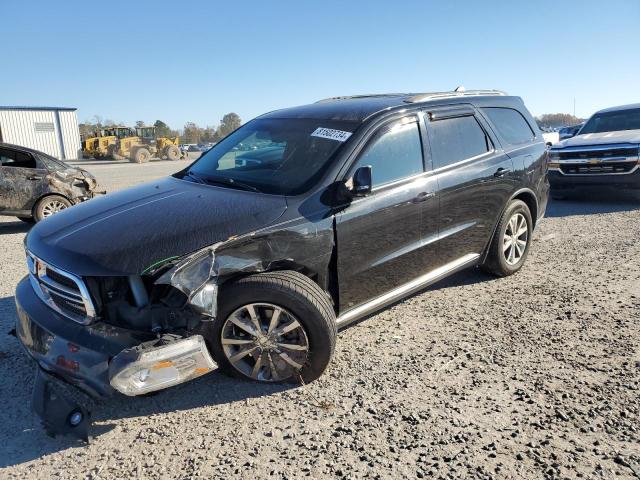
[
  {"left": 187, "top": 173, "right": 261, "bottom": 193},
  {"left": 206, "top": 177, "right": 262, "bottom": 193},
  {"left": 184, "top": 171, "right": 207, "bottom": 184}
]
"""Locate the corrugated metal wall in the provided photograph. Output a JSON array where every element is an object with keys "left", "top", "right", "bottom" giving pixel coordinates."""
[
  {"left": 0, "top": 108, "right": 81, "bottom": 160},
  {"left": 58, "top": 110, "right": 81, "bottom": 160}
]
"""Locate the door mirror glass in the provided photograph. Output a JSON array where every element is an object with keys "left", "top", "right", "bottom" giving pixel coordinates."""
[{"left": 351, "top": 165, "right": 372, "bottom": 196}]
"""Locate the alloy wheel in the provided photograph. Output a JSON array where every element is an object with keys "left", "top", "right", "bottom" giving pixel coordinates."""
[
  {"left": 221, "top": 303, "right": 309, "bottom": 382},
  {"left": 41, "top": 199, "right": 68, "bottom": 217},
  {"left": 503, "top": 212, "right": 528, "bottom": 265}
]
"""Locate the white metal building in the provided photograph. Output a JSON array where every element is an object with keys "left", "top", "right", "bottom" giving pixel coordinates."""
[{"left": 0, "top": 106, "right": 81, "bottom": 161}]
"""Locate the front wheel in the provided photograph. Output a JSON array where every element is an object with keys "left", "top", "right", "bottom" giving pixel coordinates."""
[
  {"left": 34, "top": 195, "right": 71, "bottom": 222},
  {"left": 481, "top": 199, "right": 532, "bottom": 277},
  {"left": 165, "top": 145, "right": 180, "bottom": 161},
  {"left": 132, "top": 148, "right": 151, "bottom": 163},
  {"left": 210, "top": 271, "right": 336, "bottom": 384}
]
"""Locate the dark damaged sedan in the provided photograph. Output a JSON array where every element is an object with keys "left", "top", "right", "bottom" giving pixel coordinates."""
[
  {"left": 0, "top": 143, "right": 98, "bottom": 222},
  {"left": 15, "top": 90, "right": 548, "bottom": 438}
]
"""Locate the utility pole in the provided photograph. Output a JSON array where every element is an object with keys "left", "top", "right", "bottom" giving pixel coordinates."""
[{"left": 573, "top": 98, "right": 576, "bottom": 117}]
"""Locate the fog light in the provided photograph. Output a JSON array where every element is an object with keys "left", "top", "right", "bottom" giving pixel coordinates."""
[
  {"left": 68, "top": 410, "right": 83, "bottom": 426},
  {"left": 109, "top": 335, "right": 216, "bottom": 396}
]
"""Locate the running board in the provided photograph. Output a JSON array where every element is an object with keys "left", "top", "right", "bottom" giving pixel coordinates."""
[{"left": 336, "top": 253, "right": 481, "bottom": 329}]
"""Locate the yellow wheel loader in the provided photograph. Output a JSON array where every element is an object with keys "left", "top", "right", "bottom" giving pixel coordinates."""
[{"left": 110, "top": 127, "right": 183, "bottom": 163}]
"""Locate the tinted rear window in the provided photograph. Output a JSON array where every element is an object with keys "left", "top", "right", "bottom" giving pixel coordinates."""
[
  {"left": 0, "top": 148, "right": 36, "bottom": 168},
  {"left": 428, "top": 115, "right": 491, "bottom": 169},
  {"left": 482, "top": 107, "right": 534, "bottom": 145}
]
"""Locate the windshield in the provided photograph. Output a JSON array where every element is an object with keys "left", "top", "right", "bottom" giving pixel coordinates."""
[
  {"left": 579, "top": 108, "right": 640, "bottom": 135},
  {"left": 181, "top": 118, "right": 359, "bottom": 195}
]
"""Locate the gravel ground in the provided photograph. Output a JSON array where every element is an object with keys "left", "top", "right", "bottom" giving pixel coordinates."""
[{"left": 0, "top": 161, "right": 638, "bottom": 479}]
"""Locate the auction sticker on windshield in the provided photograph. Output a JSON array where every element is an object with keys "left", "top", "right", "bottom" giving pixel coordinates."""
[{"left": 311, "top": 127, "right": 353, "bottom": 142}]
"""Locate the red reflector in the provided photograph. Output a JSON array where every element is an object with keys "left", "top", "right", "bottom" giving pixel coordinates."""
[{"left": 56, "top": 355, "right": 80, "bottom": 372}]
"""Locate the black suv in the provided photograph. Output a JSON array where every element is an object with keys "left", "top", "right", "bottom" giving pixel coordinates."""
[
  {"left": 0, "top": 143, "right": 98, "bottom": 222},
  {"left": 15, "top": 90, "right": 548, "bottom": 435}
]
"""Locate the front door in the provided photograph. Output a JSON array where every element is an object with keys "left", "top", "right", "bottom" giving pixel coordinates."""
[{"left": 336, "top": 115, "right": 439, "bottom": 312}]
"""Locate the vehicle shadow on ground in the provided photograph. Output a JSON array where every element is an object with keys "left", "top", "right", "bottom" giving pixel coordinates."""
[
  {"left": 546, "top": 191, "right": 640, "bottom": 217},
  {"left": 0, "top": 295, "right": 297, "bottom": 467},
  {"left": 0, "top": 218, "right": 32, "bottom": 235}
]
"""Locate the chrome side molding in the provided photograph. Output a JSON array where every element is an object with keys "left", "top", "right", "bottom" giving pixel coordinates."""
[{"left": 336, "top": 253, "right": 480, "bottom": 328}]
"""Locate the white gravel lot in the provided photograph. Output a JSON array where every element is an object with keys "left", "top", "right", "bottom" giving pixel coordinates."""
[{"left": 0, "top": 160, "right": 638, "bottom": 479}]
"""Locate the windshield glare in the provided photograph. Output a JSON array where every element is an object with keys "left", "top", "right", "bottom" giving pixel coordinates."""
[
  {"left": 182, "top": 118, "right": 359, "bottom": 195},
  {"left": 579, "top": 108, "right": 640, "bottom": 135}
]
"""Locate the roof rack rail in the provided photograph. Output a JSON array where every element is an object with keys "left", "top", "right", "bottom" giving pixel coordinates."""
[
  {"left": 405, "top": 89, "right": 507, "bottom": 104},
  {"left": 315, "top": 93, "right": 404, "bottom": 104}
]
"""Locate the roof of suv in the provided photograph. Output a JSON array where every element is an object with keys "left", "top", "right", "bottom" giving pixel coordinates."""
[
  {"left": 593, "top": 103, "right": 640, "bottom": 114},
  {"left": 261, "top": 91, "right": 524, "bottom": 123}
]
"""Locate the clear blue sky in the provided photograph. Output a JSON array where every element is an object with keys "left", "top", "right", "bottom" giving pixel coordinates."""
[{"left": 2, "top": 0, "right": 639, "bottom": 129}]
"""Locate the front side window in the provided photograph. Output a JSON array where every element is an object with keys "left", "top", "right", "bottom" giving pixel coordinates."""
[
  {"left": 0, "top": 148, "right": 36, "bottom": 168},
  {"left": 352, "top": 119, "right": 424, "bottom": 187},
  {"left": 482, "top": 107, "right": 534, "bottom": 145},
  {"left": 579, "top": 108, "right": 640, "bottom": 134},
  {"left": 185, "top": 118, "right": 359, "bottom": 195},
  {"left": 428, "top": 115, "right": 491, "bottom": 169}
]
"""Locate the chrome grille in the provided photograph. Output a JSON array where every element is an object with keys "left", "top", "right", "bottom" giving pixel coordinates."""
[
  {"left": 26, "top": 252, "right": 96, "bottom": 325},
  {"left": 552, "top": 143, "right": 639, "bottom": 176},
  {"left": 560, "top": 161, "right": 637, "bottom": 175}
]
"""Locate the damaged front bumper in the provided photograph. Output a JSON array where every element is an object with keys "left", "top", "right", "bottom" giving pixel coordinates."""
[{"left": 14, "top": 276, "right": 215, "bottom": 438}]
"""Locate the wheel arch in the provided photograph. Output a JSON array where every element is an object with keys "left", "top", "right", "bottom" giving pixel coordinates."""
[
  {"left": 32, "top": 191, "right": 73, "bottom": 214},
  {"left": 481, "top": 188, "right": 538, "bottom": 263}
]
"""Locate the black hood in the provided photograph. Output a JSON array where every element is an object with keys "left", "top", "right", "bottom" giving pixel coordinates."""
[{"left": 26, "top": 177, "right": 287, "bottom": 276}]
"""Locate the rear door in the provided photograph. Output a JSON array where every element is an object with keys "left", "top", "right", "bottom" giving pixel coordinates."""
[
  {"left": 0, "top": 147, "right": 48, "bottom": 212},
  {"left": 335, "top": 115, "right": 439, "bottom": 311},
  {"left": 423, "top": 106, "right": 515, "bottom": 266}
]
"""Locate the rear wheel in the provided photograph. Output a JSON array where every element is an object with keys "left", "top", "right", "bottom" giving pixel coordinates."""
[
  {"left": 211, "top": 271, "right": 336, "bottom": 384},
  {"left": 481, "top": 199, "right": 532, "bottom": 277},
  {"left": 132, "top": 148, "right": 151, "bottom": 163},
  {"left": 34, "top": 195, "right": 71, "bottom": 222},
  {"left": 165, "top": 145, "right": 180, "bottom": 161}
]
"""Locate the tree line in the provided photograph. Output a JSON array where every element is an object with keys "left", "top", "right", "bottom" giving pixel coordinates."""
[
  {"left": 79, "top": 113, "right": 242, "bottom": 144},
  {"left": 535, "top": 113, "right": 585, "bottom": 129}
]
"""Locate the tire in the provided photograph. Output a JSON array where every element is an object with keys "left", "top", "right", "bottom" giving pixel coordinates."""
[
  {"left": 165, "top": 145, "right": 180, "bottom": 161},
  {"left": 481, "top": 199, "right": 533, "bottom": 277},
  {"left": 107, "top": 145, "right": 124, "bottom": 161},
  {"left": 34, "top": 195, "right": 71, "bottom": 222},
  {"left": 17, "top": 216, "right": 35, "bottom": 223},
  {"left": 210, "top": 270, "right": 336, "bottom": 384},
  {"left": 132, "top": 148, "right": 151, "bottom": 163}
]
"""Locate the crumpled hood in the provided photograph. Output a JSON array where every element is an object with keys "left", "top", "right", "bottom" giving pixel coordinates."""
[
  {"left": 26, "top": 176, "right": 287, "bottom": 276},
  {"left": 554, "top": 129, "right": 640, "bottom": 149}
]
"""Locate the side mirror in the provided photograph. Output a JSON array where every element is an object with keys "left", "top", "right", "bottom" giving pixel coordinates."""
[{"left": 351, "top": 166, "right": 372, "bottom": 196}]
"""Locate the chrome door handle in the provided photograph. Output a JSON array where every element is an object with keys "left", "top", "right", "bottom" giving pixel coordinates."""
[
  {"left": 493, "top": 167, "right": 511, "bottom": 177},
  {"left": 412, "top": 191, "right": 435, "bottom": 203}
]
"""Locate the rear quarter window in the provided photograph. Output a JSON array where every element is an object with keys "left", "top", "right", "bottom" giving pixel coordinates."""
[{"left": 482, "top": 107, "right": 535, "bottom": 146}]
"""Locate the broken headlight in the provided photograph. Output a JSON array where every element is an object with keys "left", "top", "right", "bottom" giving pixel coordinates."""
[
  {"left": 155, "top": 249, "right": 218, "bottom": 316},
  {"left": 109, "top": 335, "right": 216, "bottom": 396}
]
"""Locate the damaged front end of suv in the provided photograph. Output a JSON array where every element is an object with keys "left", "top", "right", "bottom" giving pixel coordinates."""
[{"left": 16, "top": 186, "right": 334, "bottom": 440}]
